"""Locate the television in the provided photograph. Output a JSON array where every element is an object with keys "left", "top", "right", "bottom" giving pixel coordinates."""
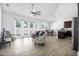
[{"left": 64, "top": 21, "right": 72, "bottom": 28}]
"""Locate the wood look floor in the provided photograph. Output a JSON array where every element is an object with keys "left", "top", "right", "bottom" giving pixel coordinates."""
[{"left": 0, "top": 36, "right": 77, "bottom": 56}]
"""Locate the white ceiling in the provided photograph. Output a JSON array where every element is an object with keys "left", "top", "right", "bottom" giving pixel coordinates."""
[
  {"left": 1, "top": 3, "right": 60, "bottom": 22},
  {"left": 1, "top": 3, "right": 77, "bottom": 23},
  {"left": 52, "top": 3, "right": 78, "bottom": 22}
]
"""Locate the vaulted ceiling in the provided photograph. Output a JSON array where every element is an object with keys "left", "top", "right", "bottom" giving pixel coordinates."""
[
  {"left": 1, "top": 3, "right": 60, "bottom": 22},
  {"left": 1, "top": 3, "right": 78, "bottom": 22}
]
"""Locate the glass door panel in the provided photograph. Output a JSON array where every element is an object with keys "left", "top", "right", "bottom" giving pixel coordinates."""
[{"left": 16, "top": 20, "right": 21, "bottom": 38}]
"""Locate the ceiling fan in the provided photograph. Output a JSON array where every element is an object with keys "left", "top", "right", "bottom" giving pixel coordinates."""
[
  {"left": 31, "top": 3, "right": 41, "bottom": 17},
  {"left": 6, "top": 3, "right": 41, "bottom": 17}
]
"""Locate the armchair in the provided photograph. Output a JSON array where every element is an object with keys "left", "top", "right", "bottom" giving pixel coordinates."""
[{"left": 34, "top": 31, "right": 47, "bottom": 45}]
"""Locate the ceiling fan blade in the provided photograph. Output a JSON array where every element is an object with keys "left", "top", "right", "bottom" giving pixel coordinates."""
[
  {"left": 31, "top": 9, "right": 41, "bottom": 16},
  {"left": 37, "top": 13, "right": 41, "bottom": 15},
  {"left": 31, "top": 12, "right": 37, "bottom": 16},
  {"left": 31, "top": 11, "right": 36, "bottom": 14},
  {"left": 35, "top": 11, "right": 41, "bottom": 14},
  {"left": 33, "top": 13, "right": 37, "bottom": 17},
  {"left": 38, "top": 11, "right": 41, "bottom": 13}
]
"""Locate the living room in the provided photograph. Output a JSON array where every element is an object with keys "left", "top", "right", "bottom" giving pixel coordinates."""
[{"left": 0, "top": 3, "right": 79, "bottom": 56}]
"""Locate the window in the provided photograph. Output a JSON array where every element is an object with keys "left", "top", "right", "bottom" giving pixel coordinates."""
[
  {"left": 30, "top": 22, "right": 33, "bottom": 28},
  {"left": 41, "top": 23, "right": 45, "bottom": 28},
  {"left": 16, "top": 20, "right": 21, "bottom": 28},
  {"left": 35, "top": 23, "right": 38, "bottom": 28},
  {"left": 24, "top": 22, "right": 28, "bottom": 28}
]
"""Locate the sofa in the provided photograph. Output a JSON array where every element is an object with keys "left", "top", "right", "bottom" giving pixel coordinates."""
[{"left": 46, "top": 30, "right": 54, "bottom": 36}]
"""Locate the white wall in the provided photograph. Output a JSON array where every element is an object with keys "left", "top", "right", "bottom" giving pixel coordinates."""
[
  {"left": 50, "top": 21, "right": 64, "bottom": 35},
  {"left": 50, "top": 3, "right": 77, "bottom": 36},
  {"left": 2, "top": 11, "right": 19, "bottom": 34},
  {"left": 50, "top": 21, "right": 64, "bottom": 30},
  {"left": 0, "top": 4, "right": 1, "bottom": 40}
]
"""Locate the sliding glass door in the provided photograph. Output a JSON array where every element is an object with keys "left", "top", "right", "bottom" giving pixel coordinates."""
[
  {"left": 15, "top": 19, "right": 48, "bottom": 38},
  {"left": 15, "top": 20, "right": 29, "bottom": 38},
  {"left": 24, "top": 22, "right": 28, "bottom": 37},
  {"left": 16, "top": 20, "right": 21, "bottom": 38}
]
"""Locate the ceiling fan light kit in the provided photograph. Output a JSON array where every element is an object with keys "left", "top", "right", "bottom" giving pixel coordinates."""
[{"left": 31, "top": 3, "right": 41, "bottom": 17}]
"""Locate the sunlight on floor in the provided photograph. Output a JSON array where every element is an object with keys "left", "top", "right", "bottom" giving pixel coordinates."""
[{"left": 14, "top": 37, "right": 33, "bottom": 48}]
